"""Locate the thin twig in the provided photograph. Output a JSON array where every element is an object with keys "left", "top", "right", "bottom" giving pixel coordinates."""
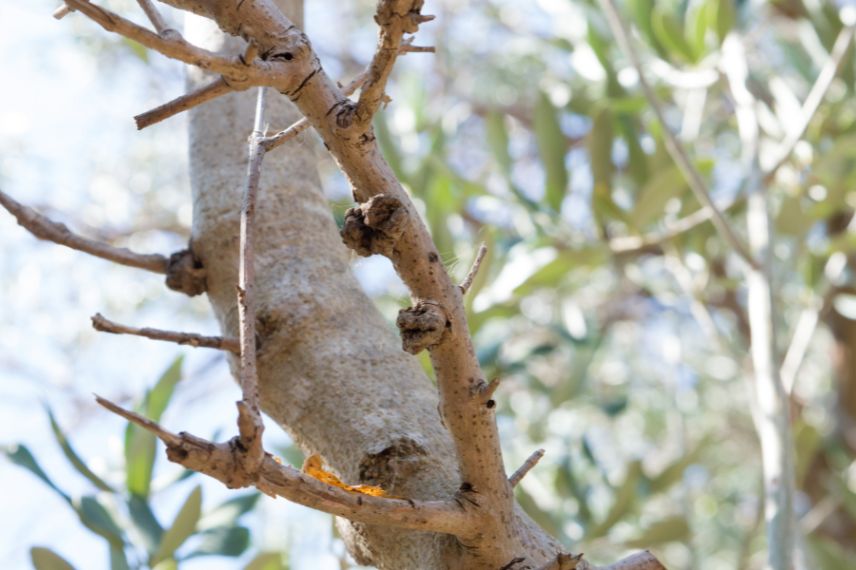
[
  {"left": 260, "top": 41, "right": 432, "bottom": 151},
  {"left": 459, "top": 243, "right": 487, "bottom": 294},
  {"left": 480, "top": 377, "right": 501, "bottom": 401},
  {"left": 0, "top": 189, "right": 168, "bottom": 273},
  {"left": 93, "top": 395, "right": 471, "bottom": 534},
  {"left": 781, "top": 256, "right": 846, "bottom": 393},
  {"left": 354, "top": 1, "right": 434, "bottom": 125},
  {"left": 598, "top": 0, "right": 758, "bottom": 270},
  {"left": 663, "top": 247, "right": 729, "bottom": 353},
  {"left": 136, "top": 0, "right": 175, "bottom": 37},
  {"left": 95, "top": 394, "right": 182, "bottom": 445},
  {"left": 91, "top": 313, "right": 240, "bottom": 353},
  {"left": 764, "top": 25, "right": 855, "bottom": 180},
  {"left": 780, "top": 308, "right": 819, "bottom": 394},
  {"left": 508, "top": 449, "right": 545, "bottom": 487},
  {"left": 236, "top": 87, "right": 268, "bottom": 471},
  {"left": 63, "top": 0, "right": 255, "bottom": 81},
  {"left": 261, "top": 71, "right": 367, "bottom": 150},
  {"left": 135, "top": 77, "right": 233, "bottom": 130},
  {"left": 608, "top": 196, "right": 742, "bottom": 254},
  {"left": 53, "top": 4, "right": 73, "bottom": 19}
]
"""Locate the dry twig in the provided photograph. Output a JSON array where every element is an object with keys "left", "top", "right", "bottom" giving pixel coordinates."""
[
  {"left": 235, "top": 87, "right": 268, "bottom": 471},
  {"left": 94, "top": 395, "right": 469, "bottom": 533},
  {"left": 91, "top": 313, "right": 239, "bottom": 353},
  {"left": 135, "top": 77, "right": 233, "bottom": 130},
  {"left": 0, "top": 188, "right": 168, "bottom": 273},
  {"left": 459, "top": 243, "right": 487, "bottom": 294},
  {"left": 508, "top": 449, "right": 545, "bottom": 487}
]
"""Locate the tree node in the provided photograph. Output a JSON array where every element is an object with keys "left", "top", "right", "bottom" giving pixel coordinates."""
[
  {"left": 396, "top": 300, "right": 448, "bottom": 354},
  {"left": 165, "top": 248, "right": 207, "bottom": 296},
  {"left": 340, "top": 194, "right": 407, "bottom": 257}
]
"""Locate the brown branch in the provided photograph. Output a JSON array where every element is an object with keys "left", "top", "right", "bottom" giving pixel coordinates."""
[
  {"left": 598, "top": 551, "right": 667, "bottom": 570},
  {"left": 91, "top": 313, "right": 239, "bottom": 353},
  {"left": 260, "top": 72, "right": 367, "bottom": 151},
  {"left": 93, "top": 395, "right": 471, "bottom": 535},
  {"left": 0, "top": 188, "right": 168, "bottom": 273},
  {"left": 236, "top": 88, "right": 268, "bottom": 471},
  {"left": 136, "top": 0, "right": 175, "bottom": 37},
  {"left": 135, "top": 77, "right": 233, "bottom": 130},
  {"left": 260, "top": 41, "right": 429, "bottom": 152},
  {"left": 459, "top": 243, "right": 487, "bottom": 294},
  {"left": 536, "top": 553, "right": 583, "bottom": 570},
  {"left": 354, "top": 1, "right": 434, "bottom": 126},
  {"left": 63, "top": 0, "right": 259, "bottom": 82},
  {"left": 480, "top": 377, "right": 501, "bottom": 401},
  {"left": 598, "top": 0, "right": 758, "bottom": 271},
  {"left": 508, "top": 449, "right": 545, "bottom": 487},
  {"left": 536, "top": 551, "right": 666, "bottom": 570}
]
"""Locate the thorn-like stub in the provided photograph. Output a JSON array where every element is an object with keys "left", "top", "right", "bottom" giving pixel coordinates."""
[
  {"left": 396, "top": 300, "right": 448, "bottom": 354},
  {"left": 165, "top": 249, "right": 207, "bottom": 296},
  {"left": 340, "top": 194, "right": 407, "bottom": 257}
]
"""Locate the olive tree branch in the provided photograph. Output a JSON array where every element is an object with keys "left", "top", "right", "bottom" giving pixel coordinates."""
[
  {"left": 235, "top": 87, "right": 268, "bottom": 472},
  {"left": 0, "top": 188, "right": 168, "bottom": 273},
  {"left": 91, "top": 313, "right": 239, "bottom": 353},
  {"left": 93, "top": 395, "right": 470, "bottom": 534}
]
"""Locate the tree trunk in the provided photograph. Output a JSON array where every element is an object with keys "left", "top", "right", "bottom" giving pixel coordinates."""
[{"left": 184, "top": 3, "right": 475, "bottom": 567}]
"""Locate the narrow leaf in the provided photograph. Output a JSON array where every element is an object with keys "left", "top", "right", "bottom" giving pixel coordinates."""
[
  {"left": 485, "top": 111, "right": 513, "bottom": 178},
  {"left": 4, "top": 444, "right": 71, "bottom": 503},
  {"left": 74, "top": 495, "right": 126, "bottom": 548},
  {"left": 151, "top": 485, "right": 203, "bottom": 565},
  {"left": 652, "top": 9, "right": 697, "bottom": 63},
  {"left": 109, "top": 545, "right": 130, "bottom": 570},
  {"left": 244, "top": 552, "right": 286, "bottom": 570},
  {"left": 624, "top": 515, "right": 691, "bottom": 548},
  {"left": 588, "top": 460, "right": 643, "bottom": 538},
  {"left": 715, "top": 0, "right": 736, "bottom": 43},
  {"left": 127, "top": 494, "right": 164, "bottom": 554},
  {"left": 186, "top": 526, "right": 251, "bottom": 558},
  {"left": 198, "top": 492, "right": 261, "bottom": 530},
  {"left": 46, "top": 407, "right": 114, "bottom": 492},
  {"left": 125, "top": 356, "right": 184, "bottom": 498},
  {"left": 534, "top": 93, "right": 569, "bottom": 211},
  {"left": 30, "top": 547, "right": 76, "bottom": 570}
]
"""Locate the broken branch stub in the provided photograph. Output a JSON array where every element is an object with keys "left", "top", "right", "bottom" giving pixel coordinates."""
[
  {"left": 396, "top": 300, "right": 448, "bottom": 354},
  {"left": 340, "top": 194, "right": 407, "bottom": 257},
  {"left": 165, "top": 248, "right": 207, "bottom": 296}
]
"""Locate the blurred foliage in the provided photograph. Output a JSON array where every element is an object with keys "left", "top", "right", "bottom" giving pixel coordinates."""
[
  {"left": 5, "top": 358, "right": 288, "bottom": 570},
  {"left": 364, "top": 0, "right": 856, "bottom": 568}
]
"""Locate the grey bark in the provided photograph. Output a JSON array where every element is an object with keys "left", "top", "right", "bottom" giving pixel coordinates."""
[{"left": 184, "top": 4, "right": 460, "bottom": 568}]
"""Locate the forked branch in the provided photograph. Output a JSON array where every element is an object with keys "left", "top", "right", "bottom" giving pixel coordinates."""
[
  {"left": 94, "top": 396, "right": 470, "bottom": 535},
  {"left": 354, "top": 0, "right": 435, "bottom": 126}
]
